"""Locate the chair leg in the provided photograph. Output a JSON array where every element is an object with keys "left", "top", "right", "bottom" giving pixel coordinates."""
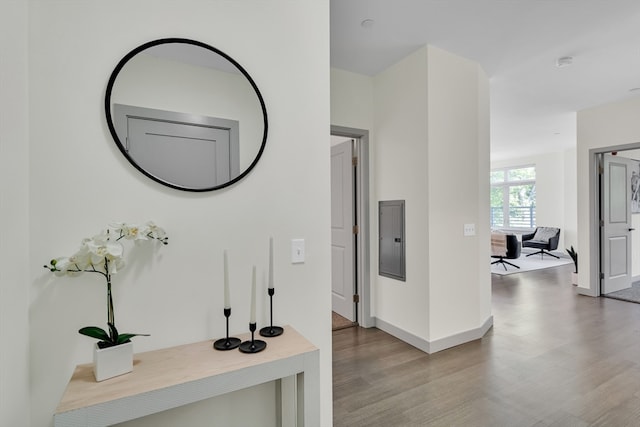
[
  {"left": 491, "top": 258, "right": 508, "bottom": 271},
  {"left": 491, "top": 257, "right": 520, "bottom": 270},
  {"left": 501, "top": 260, "right": 520, "bottom": 269},
  {"left": 525, "top": 249, "right": 559, "bottom": 259}
]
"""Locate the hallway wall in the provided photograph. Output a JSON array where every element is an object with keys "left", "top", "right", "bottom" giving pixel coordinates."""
[{"left": 14, "top": 1, "right": 332, "bottom": 426}]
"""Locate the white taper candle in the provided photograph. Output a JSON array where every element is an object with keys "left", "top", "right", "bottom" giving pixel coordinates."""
[
  {"left": 250, "top": 266, "right": 256, "bottom": 324},
  {"left": 269, "top": 237, "right": 274, "bottom": 289},
  {"left": 223, "top": 250, "right": 230, "bottom": 309}
]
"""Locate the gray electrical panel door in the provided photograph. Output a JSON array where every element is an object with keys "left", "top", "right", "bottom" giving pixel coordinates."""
[{"left": 379, "top": 200, "right": 405, "bottom": 281}]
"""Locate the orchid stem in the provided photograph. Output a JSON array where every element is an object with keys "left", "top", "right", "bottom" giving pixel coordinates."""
[{"left": 105, "top": 258, "right": 115, "bottom": 331}]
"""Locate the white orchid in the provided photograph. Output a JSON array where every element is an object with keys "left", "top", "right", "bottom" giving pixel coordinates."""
[
  {"left": 144, "top": 221, "right": 167, "bottom": 241},
  {"left": 50, "top": 253, "right": 89, "bottom": 276},
  {"left": 110, "top": 222, "right": 143, "bottom": 241},
  {"left": 110, "top": 221, "right": 168, "bottom": 244},
  {"left": 86, "top": 234, "right": 123, "bottom": 259},
  {"left": 44, "top": 221, "right": 168, "bottom": 348}
]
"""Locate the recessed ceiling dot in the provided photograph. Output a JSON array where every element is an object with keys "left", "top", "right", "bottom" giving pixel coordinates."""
[
  {"left": 556, "top": 56, "right": 573, "bottom": 68},
  {"left": 361, "top": 19, "right": 375, "bottom": 29}
]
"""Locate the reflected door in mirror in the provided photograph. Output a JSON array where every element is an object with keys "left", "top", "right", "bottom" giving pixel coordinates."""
[{"left": 115, "top": 104, "right": 240, "bottom": 188}]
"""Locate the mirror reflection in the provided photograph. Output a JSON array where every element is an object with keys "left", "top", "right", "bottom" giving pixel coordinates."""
[{"left": 105, "top": 38, "right": 268, "bottom": 192}]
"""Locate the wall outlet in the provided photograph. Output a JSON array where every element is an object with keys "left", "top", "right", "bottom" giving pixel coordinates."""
[
  {"left": 291, "top": 239, "right": 305, "bottom": 263},
  {"left": 463, "top": 223, "right": 476, "bottom": 236}
]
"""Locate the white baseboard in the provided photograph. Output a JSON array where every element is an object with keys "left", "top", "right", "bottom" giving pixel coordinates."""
[
  {"left": 373, "top": 318, "right": 430, "bottom": 352},
  {"left": 576, "top": 286, "right": 598, "bottom": 297},
  {"left": 373, "top": 315, "right": 494, "bottom": 354},
  {"left": 576, "top": 276, "right": 639, "bottom": 297}
]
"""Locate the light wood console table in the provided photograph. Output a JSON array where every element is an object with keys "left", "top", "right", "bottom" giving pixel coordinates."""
[{"left": 54, "top": 325, "right": 319, "bottom": 426}]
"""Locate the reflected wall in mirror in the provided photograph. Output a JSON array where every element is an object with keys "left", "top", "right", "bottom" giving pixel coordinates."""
[{"left": 105, "top": 38, "right": 268, "bottom": 192}]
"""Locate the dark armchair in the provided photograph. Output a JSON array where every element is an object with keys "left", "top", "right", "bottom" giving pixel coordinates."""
[
  {"left": 522, "top": 227, "right": 560, "bottom": 259},
  {"left": 491, "top": 233, "right": 521, "bottom": 270}
]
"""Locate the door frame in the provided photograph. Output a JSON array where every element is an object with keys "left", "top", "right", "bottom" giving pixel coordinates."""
[
  {"left": 601, "top": 153, "right": 634, "bottom": 294},
  {"left": 331, "top": 125, "right": 373, "bottom": 328},
  {"left": 588, "top": 143, "right": 640, "bottom": 297}
]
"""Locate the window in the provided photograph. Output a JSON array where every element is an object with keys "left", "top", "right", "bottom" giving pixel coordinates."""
[{"left": 490, "top": 166, "right": 536, "bottom": 228}]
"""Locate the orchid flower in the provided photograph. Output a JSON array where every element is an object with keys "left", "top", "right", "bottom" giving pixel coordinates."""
[{"left": 44, "top": 221, "right": 168, "bottom": 348}]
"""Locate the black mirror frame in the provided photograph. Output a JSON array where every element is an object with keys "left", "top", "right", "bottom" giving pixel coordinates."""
[{"left": 104, "top": 38, "right": 268, "bottom": 192}]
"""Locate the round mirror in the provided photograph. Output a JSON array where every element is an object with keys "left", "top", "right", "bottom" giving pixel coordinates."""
[{"left": 105, "top": 38, "right": 268, "bottom": 192}]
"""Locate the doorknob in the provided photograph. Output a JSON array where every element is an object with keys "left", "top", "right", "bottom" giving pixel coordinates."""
[{"left": 629, "top": 228, "right": 636, "bottom": 231}]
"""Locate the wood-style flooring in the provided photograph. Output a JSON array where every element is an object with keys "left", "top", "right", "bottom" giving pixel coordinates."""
[
  {"left": 333, "top": 311, "right": 357, "bottom": 331},
  {"left": 333, "top": 264, "right": 640, "bottom": 426}
]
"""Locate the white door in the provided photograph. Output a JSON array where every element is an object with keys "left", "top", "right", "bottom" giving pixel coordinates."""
[
  {"left": 331, "top": 139, "right": 355, "bottom": 321},
  {"left": 602, "top": 153, "right": 633, "bottom": 294},
  {"left": 127, "top": 117, "right": 231, "bottom": 188}
]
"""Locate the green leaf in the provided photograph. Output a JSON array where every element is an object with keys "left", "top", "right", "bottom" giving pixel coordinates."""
[
  {"left": 78, "top": 326, "right": 110, "bottom": 342},
  {"left": 116, "top": 333, "right": 150, "bottom": 345}
]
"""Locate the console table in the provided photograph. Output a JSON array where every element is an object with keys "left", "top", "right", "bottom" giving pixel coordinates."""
[{"left": 54, "top": 325, "right": 319, "bottom": 426}]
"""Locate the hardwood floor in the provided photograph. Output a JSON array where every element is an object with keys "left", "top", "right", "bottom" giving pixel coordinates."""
[
  {"left": 333, "top": 264, "right": 640, "bottom": 426},
  {"left": 333, "top": 311, "right": 357, "bottom": 331}
]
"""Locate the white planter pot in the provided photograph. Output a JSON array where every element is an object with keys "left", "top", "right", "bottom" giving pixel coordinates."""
[
  {"left": 93, "top": 341, "right": 133, "bottom": 382},
  {"left": 571, "top": 272, "right": 578, "bottom": 286}
]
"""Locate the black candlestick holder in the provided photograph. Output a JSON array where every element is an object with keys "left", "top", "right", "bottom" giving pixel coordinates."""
[
  {"left": 239, "top": 322, "right": 267, "bottom": 353},
  {"left": 260, "top": 288, "right": 284, "bottom": 337},
  {"left": 214, "top": 308, "right": 241, "bottom": 351}
]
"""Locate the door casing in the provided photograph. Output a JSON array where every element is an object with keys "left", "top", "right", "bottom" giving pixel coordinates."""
[
  {"left": 586, "top": 143, "right": 640, "bottom": 297},
  {"left": 331, "top": 125, "right": 373, "bottom": 327}
]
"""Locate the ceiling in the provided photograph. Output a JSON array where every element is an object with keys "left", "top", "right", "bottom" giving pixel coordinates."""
[{"left": 330, "top": 0, "right": 640, "bottom": 161}]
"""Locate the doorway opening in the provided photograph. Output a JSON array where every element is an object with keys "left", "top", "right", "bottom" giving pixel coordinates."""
[
  {"left": 592, "top": 146, "right": 640, "bottom": 303},
  {"left": 330, "top": 125, "right": 372, "bottom": 329}
]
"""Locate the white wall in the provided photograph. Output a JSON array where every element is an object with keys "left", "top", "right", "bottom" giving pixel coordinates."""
[
  {"left": 332, "top": 45, "right": 491, "bottom": 352},
  {"left": 577, "top": 95, "right": 640, "bottom": 295},
  {"left": 0, "top": 1, "right": 30, "bottom": 425},
  {"left": 25, "top": 1, "right": 331, "bottom": 426},
  {"left": 373, "top": 46, "right": 430, "bottom": 339},
  {"left": 425, "top": 46, "right": 491, "bottom": 343},
  {"left": 491, "top": 149, "right": 578, "bottom": 252},
  {"left": 564, "top": 148, "right": 578, "bottom": 252},
  {"left": 330, "top": 68, "right": 374, "bottom": 133}
]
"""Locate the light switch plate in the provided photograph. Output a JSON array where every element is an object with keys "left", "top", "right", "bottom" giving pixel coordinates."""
[
  {"left": 291, "top": 239, "right": 305, "bottom": 263},
  {"left": 463, "top": 223, "right": 476, "bottom": 236}
]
